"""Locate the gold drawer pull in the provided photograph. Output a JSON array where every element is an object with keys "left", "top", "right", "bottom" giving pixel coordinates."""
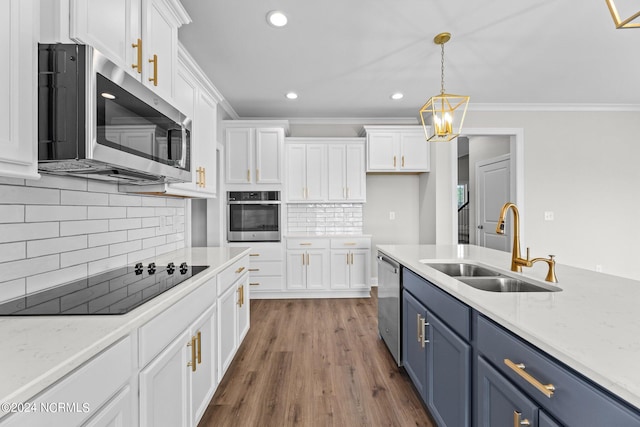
[
  {"left": 131, "top": 38, "right": 142, "bottom": 73},
  {"left": 504, "top": 359, "right": 555, "bottom": 398},
  {"left": 250, "top": 282, "right": 260, "bottom": 286},
  {"left": 513, "top": 411, "right": 530, "bottom": 426},
  {"left": 299, "top": 243, "right": 312, "bottom": 246},
  {"left": 249, "top": 253, "right": 260, "bottom": 257},
  {"left": 187, "top": 336, "right": 196, "bottom": 372},
  {"left": 248, "top": 268, "right": 260, "bottom": 272},
  {"left": 344, "top": 242, "right": 356, "bottom": 246},
  {"left": 235, "top": 266, "right": 245, "bottom": 274}
]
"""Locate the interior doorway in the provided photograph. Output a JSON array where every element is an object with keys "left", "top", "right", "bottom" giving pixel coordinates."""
[{"left": 452, "top": 129, "right": 523, "bottom": 249}]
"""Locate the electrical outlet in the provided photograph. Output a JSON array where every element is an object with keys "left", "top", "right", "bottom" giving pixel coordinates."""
[
  {"left": 389, "top": 211, "right": 396, "bottom": 220},
  {"left": 544, "top": 211, "right": 554, "bottom": 221}
]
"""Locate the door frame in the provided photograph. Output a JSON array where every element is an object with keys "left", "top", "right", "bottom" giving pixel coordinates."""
[{"left": 439, "top": 127, "right": 525, "bottom": 246}]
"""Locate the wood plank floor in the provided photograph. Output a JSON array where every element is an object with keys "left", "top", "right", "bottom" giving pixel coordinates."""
[{"left": 198, "top": 290, "right": 436, "bottom": 427}]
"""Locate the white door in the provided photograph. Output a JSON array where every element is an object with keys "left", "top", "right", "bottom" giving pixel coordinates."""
[
  {"left": 305, "top": 144, "right": 327, "bottom": 201},
  {"left": 330, "top": 250, "right": 350, "bottom": 289},
  {"left": 217, "top": 284, "right": 238, "bottom": 381},
  {"left": 327, "top": 145, "right": 347, "bottom": 201},
  {"left": 476, "top": 155, "right": 511, "bottom": 251},
  {"left": 226, "top": 128, "right": 253, "bottom": 184},
  {"left": 286, "top": 144, "right": 307, "bottom": 201},
  {"left": 190, "top": 305, "right": 216, "bottom": 426},
  {"left": 345, "top": 144, "right": 366, "bottom": 201},
  {"left": 139, "top": 330, "right": 190, "bottom": 427},
  {"left": 367, "top": 132, "right": 397, "bottom": 171},
  {"left": 255, "top": 128, "right": 283, "bottom": 183}
]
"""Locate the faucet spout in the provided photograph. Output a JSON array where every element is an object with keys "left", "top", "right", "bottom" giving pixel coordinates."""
[{"left": 496, "top": 202, "right": 523, "bottom": 272}]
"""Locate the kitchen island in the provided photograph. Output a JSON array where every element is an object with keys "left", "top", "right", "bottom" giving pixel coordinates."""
[
  {"left": 378, "top": 244, "right": 640, "bottom": 421},
  {"left": 0, "top": 246, "right": 249, "bottom": 425}
]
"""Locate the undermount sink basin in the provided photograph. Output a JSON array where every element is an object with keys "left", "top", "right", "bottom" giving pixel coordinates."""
[
  {"left": 423, "top": 262, "right": 561, "bottom": 293},
  {"left": 425, "top": 262, "right": 502, "bottom": 277},
  {"left": 456, "top": 277, "right": 560, "bottom": 293}
]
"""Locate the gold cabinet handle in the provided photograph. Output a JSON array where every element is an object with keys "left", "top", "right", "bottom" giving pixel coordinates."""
[
  {"left": 250, "top": 282, "right": 260, "bottom": 286},
  {"left": 187, "top": 336, "right": 196, "bottom": 372},
  {"left": 393, "top": 155, "right": 397, "bottom": 167},
  {"left": 237, "top": 285, "right": 243, "bottom": 307},
  {"left": 200, "top": 167, "right": 206, "bottom": 188},
  {"left": 148, "top": 54, "right": 158, "bottom": 86},
  {"left": 299, "top": 243, "right": 312, "bottom": 246},
  {"left": 248, "top": 268, "right": 259, "bottom": 272},
  {"left": 256, "top": 169, "right": 260, "bottom": 182},
  {"left": 504, "top": 359, "right": 555, "bottom": 398},
  {"left": 235, "top": 266, "right": 245, "bottom": 274},
  {"left": 131, "top": 38, "right": 142, "bottom": 73},
  {"left": 301, "top": 253, "right": 305, "bottom": 265},
  {"left": 346, "top": 253, "right": 349, "bottom": 265},
  {"left": 513, "top": 411, "right": 531, "bottom": 426},
  {"left": 306, "top": 253, "right": 310, "bottom": 265},
  {"left": 249, "top": 253, "right": 260, "bottom": 257},
  {"left": 247, "top": 169, "right": 251, "bottom": 182},
  {"left": 196, "top": 331, "right": 202, "bottom": 364},
  {"left": 344, "top": 242, "right": 356, "bottom": 246},
  {"left": 402, "top": 155, "right": 405, "bottom": 167},
  {"left": 350, "top": 253, "right": 354, "bottom": 265}
]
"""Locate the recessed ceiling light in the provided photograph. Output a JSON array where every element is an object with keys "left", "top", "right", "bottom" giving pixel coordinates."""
[
  {"left": 285, "top": 92, "right": 298, "bottom": 100},
  {"left": 101, "top": 92, "right": 116, "bottom": 100},
  {"left": 390, "top": 93, "right": 404, "bottom": 100},
  {"left": 267, "top": 11, "right": 288, "bottom": 28}
]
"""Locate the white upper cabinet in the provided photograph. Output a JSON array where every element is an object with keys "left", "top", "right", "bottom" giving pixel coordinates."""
[
  {"left": 224, "top": 121, "right": 288, "bottom": 186},
  {"left": 364, "top": 126, "right": 430, "bottom": 172},
  {"left": 0, "top": 0, "right": 39, "bottom": 179},
  {"left": 70, "top": 0, "right": 191, "bottom": 101},
  {"left": 285, "top": 141, "right": 328, "bottom": 202},
  {"left": 327, "top": 140, "right": 366, "bottom": 202}
]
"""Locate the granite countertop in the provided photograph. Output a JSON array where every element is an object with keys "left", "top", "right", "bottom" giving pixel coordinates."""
[
  {"left": 377, "top": 244, "right": 640, "bottom": 410},
  {"left": 0, "top": 247, "right": 249, "bottom": 414}
]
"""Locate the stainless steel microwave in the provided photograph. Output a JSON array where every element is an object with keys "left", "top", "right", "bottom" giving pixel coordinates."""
[{"left": 37, "top": 44, "right": 191, "bottom": 184}]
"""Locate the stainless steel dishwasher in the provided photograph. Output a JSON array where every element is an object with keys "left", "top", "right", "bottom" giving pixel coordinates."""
[{"left": 377, "top": 252, "right": 401, "bottom": 366}]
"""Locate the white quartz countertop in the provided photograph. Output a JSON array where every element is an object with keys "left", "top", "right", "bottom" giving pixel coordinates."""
[
  {"left": 284, "top": 233, "right": 372, "bottom": 238},
  {"left": 0, "top": 247, "right": 249, "bottom": 415},
  {"left": 377, "top": 244, "right": 640, "bottom": 410}
]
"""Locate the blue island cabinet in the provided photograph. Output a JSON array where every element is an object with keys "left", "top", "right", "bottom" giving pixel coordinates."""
[{"left": 402, "top": 268, "right": 472, "bottom": 427}]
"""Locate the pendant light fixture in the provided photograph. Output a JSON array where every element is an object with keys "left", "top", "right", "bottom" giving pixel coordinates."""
[
  {"left": 419, "top": 32, "right": 470, "bottom": 142},
  {"left": 605, "top": 0, "right": 640, "bottom": 28}
]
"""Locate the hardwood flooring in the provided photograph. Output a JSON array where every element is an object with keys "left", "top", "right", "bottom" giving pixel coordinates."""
[{"left": 198, "top": 290, "right": 435, "bottom": 427}]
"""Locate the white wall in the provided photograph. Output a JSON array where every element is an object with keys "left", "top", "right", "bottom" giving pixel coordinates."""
[
  {"left": 449, "top": 111, "right": 640, "bottom": 280},
  {"left": 364, "top": 174, "right": 420, "bottom": 278}
]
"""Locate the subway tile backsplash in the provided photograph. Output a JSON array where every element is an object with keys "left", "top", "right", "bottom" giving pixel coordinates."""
[
  {"left": 287, "top": 203, "right": 364, "bottom": 234},
  {"left": 0, "top": 175, "right": 185, "bottom": 303}
]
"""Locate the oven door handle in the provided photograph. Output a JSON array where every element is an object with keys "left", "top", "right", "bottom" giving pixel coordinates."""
[{"left": 227, "top": 201, "right": 282, "bottom": 205}]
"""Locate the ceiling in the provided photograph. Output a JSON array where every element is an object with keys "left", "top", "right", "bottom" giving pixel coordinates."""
[{"left": 178, "top": 0, "right": 640, "bottom": 120}]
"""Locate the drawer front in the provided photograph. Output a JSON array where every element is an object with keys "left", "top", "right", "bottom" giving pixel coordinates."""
[
  {"left": 139, "top": 278, "right": 216, "bottom": 367},
  {"left": 248, "top": 276, "right": 283, "bottom": 291},
  {"left": 217, "top": 255, "right": 250, "bottom": 295},
  {"left": 286, "top": 238, "right": 330, "bottom": 249},
  {"left": 476, "top": 314, "right": 640, "bottom": 426},
  {"left": 249, "top": 261, "right": 283, "bottom": 276},
  {"left": 247, "top": 244, "right": 283, "bottom": 261},
  {"left": 330, "top": 237, "right": 370, "bottom": 249},
  {"left": 403, "top": 268, "right": 470, "bottom": 340},
  {"left": 1, "top": 337, "right": 133, "bottom": 427}
]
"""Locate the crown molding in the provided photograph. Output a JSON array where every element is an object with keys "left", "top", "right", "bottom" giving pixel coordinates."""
[
  {"left": 248, "top": 117, "right": 420, "bottom": 125},
  {"left": 468, "top": 103, "right": 640, "bottom": 112}
]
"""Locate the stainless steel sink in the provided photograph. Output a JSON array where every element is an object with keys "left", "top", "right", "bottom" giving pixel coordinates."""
[
  {"left": 425, "top": 262, "right": 502, "bottom": 277},
  {"left": 456, "top": 277, "right": 560, "bottom": 293},
  {"left": 422, "top": 261, "right": 561, "bottom": 293}
]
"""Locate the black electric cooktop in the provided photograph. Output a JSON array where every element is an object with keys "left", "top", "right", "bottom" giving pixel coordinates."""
[{"left": 0, "top": 262, "right": 209, "bottom": 315}]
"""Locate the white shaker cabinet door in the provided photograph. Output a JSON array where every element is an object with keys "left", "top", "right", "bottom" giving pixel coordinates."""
[
  {"left": 327, "top": 145, "right": 347, "bottom": 201},
  {"left": 305, "top": 250, "right": 329, "bottom": 290},
  {"left": 345, "top": 143, "right": 366, "bottom": 201},
  {"left": 139, "top": 330, "right": 190, "bottom": 427},
  {"left": 399, "top": 132, "right": 430, "bottom": 172},
  {"left": 349, "top": 250, "right": 370, "bottom": 289},
  {"left": 226, "top": 127, "right": 253, "bottom": 184},
  {"left": 255, "top": 128, "right": 283, "bottom": 184},
  {"left": 0, "top": 0, "right": 39, "bottom": 179},
  {"left": 217, "top": 283, "right": 238, "bottom": 382},
  {"left": 304, "top": 144, "right": 327, "bottom": 201},
  {"left": 70, "top": 0, "right": 141, "bottom": 79},
  {"left": 367, "top": 132, "right": 397, "bottom": 171},
  {"left": 190, "top": 305, "right": 217, "bottom": 426},
  {"left": 141, "top": 0, "right": 177, "bottom": 100},
  {"left": 286, "top": 144, "right": 307, "bottom": 201}
]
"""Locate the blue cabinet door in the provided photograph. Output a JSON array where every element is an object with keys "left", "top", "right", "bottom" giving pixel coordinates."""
[
  {"left": 426, "top": 311, "right": 471, "bottom": 427},
  {"left": 477, "top": 357, "right": 539, "bottom": 427},
  {"left": 402, "top": 289, "right": 428, "bottom": 401}
]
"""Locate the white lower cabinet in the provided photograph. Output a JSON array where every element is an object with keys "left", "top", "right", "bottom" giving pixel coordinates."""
[
  {"left": 217, "top": 255, "right": 250, "bottom": 382},
  {"left": 0, "top": 336, "right": 135, "bottom": 427},
  {"left": 228, "top": 242, "right": 285, "bottom": 297},
  {"left": 285, "top": 237, "right": 370, "bottom": 296}
]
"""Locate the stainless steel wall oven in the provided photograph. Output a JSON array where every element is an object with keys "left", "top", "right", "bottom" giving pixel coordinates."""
[{"left": 227, "top": 191, "right": 281, "bottom": 242}]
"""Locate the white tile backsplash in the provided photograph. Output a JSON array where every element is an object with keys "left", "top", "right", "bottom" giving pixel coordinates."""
[
  {"left": 0, "top": 176, "right": 186, "bottom": 303},
  {"left": 287, "top": 203, "right": 364, "bottom": 234}
]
